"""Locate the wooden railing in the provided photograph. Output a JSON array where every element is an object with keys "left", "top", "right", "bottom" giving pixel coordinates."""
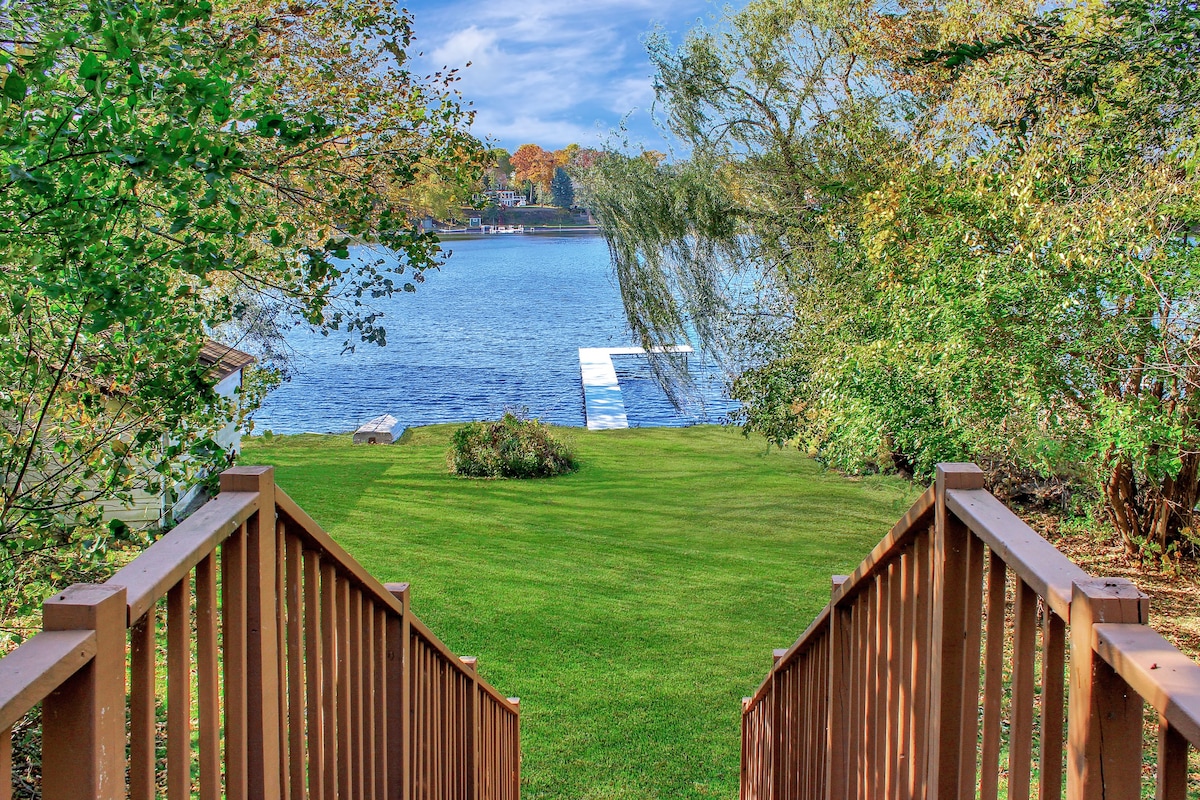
[
  {"left": 0, "top": 466, "right": 520, "bottom": 800},
  {"left": 742, "top": 462, "right": 1200, "bottom": 800}
]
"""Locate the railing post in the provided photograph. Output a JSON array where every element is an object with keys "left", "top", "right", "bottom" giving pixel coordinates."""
[
  {"left": 462, "top": 656, "right": 479, "bottom": 800},
  {"left": 1066, "top": 578, "right": 1148, "bottom": 800},
  {"left": 826, "top": 577, "right": 850, "bottom": 800},
  {"left": 507, "top": 697, "right": 521, "bottom": 799},
  {"left": 926, "top": 462, "right": 984, "bottom": 800},
  {"left": 41, "top": 583, "right": 126, "bottom": 800},
  {"left": 221, "top": 466, "right": 282, "bottom": 800},
  {"left": 386, "top": 582, "right": 411, "bottom": 800}
]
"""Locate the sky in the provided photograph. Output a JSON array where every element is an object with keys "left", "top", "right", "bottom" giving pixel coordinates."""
[{"left": 400, "top": 0, "right": 735, "bottom": 155}]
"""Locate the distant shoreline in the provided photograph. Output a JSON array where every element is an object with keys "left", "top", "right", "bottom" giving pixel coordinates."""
[{"left": 434, "top": 226, "right": 601, "bottom": 238}]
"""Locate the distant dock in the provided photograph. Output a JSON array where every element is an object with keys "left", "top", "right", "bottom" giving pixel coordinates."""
[{"left": 579, "top": 346, "right": 693, "bottom": 430}]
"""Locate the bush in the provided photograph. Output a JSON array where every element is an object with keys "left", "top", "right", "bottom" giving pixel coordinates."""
[{"left": 448, "top": 413, "right": 577, "bottom": 478}]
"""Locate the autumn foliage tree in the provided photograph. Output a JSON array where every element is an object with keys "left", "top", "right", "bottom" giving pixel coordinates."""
[
  {"left": 510, "top": 143, "right": 557, "bottom": 193},
  {"left": 0, "top": 0, "right": 483, "bottom": 616}
]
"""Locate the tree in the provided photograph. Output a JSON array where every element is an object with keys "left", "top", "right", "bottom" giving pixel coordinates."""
[
  {"left": 0, "top": 0, "right": 483, "bottom": 617},
  {"left": 583, "top": 0, "right": 1200, "bottom": 564},
  {"left": 550, "top": 168, "right": 575, "bottom": 208},
  {"left": 510, "top": 143, "right": 556, "bottom": 194}
]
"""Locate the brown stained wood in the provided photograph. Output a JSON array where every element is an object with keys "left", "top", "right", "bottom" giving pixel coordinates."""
[
  {"left": 830, "top": 486, "right": 936, "bottom": 609},
  {"left": 225, "top": 467, "right": 283, "bottom": 800},
  {"left": 304, "top": 551, "right": 325, "bottom": 800},
  {"left": 320, "top": 560, "right": 338, "bottom": 800},
  {"left": 863, "top": 584, "right": 878, "bottom": 800},
  {"left": 1156, "top": 718, "right": 1188, "bottom": 800},
  {"left": 1091, "top": 622, "right": 1200, "bottom": 746},
  {"left": 41, "top": 584, "right": 127, "bottom": 800},
  {"left": 1009, "top": 579, "right": 1038, "bottom": 800},
  {"left": 874, "top": 571, "right": 889, "bottom": 799},
  {"left": 167, "top": 578, "right": 192, "bottom": 800},
  {"left": 909, "top": 529, "right": 933, "bottom": 800},
  {"left": 129, "top": 607, "right": 156, "bottom": 800},
  {"left": 957, "top": 532, "right": 986, "bottom": 800},
  {"left": 113, "top": 490, "right": 259, "bottom": 623},
  {"left": 374, "top": 606, "right": 388, "bottom": 800},
  {"left": 276, "top": 489, "right": 404, "bottom": 616},
  {"left": 896, "top": 552, "right": 915, "bottom": 800},
  {"left": 285, "top": 535, "right": 306, "bottom": 800},
  {"left": 365, "top": 602, "right": 377, "bottom": 800},
  {"left": 852, "top": 598, "right": 866, "bottom": 800},
  {"left": 827, "top": 576, "right": 851, "bottom": 800},
  {"left": 927, "top": 464, "right": 979, "bottom": 800},
  {"left": 224, "top": 526, "right": 250, "bottom": 800},
  {"left": 945, "top": 489, "right": 1088, "bottom": 623},
  {"left": 277, "top": 522, "right": 290, "bottom": 800},
  {"left": 337, "top": 578, "right": 352, "bottom": 800},
  {"left": 351, "top": 588, "right": 365, "bottom": 800},
  {"left": 886, "top": 561, "right": 902, "bottom": 800},
  {"left": 386, "top": 582, "right": 410, "bottom": 800},
  {"left": 1067, "top": 579, "right": 1148, "bottom": 800},
  {"left": 0, "top": 629, "right": 95, "bottom": 732},
  {"left": 1039, "top": 612, "right": 1066, "bottom": 800},
  {"left": 197, "top": 553, "right": 221, "bottom": 800},
  {"left": 1, "top": 725, "right": 10, "bottom": 800},
  {"left": 464, "top": 657, "right": 479, "bottom": 800},
  {"left": 979, "top": 553, "right": 1006, "bottom": 800}
]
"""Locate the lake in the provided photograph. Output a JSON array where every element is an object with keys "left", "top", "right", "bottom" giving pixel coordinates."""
[{"left": 252, "top": 234, "right": 738, "bottom": 434}]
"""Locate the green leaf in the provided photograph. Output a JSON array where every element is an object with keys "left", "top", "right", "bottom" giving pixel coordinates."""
[{"left": 2, "top": 72, "right": 25, "bottom": 102}]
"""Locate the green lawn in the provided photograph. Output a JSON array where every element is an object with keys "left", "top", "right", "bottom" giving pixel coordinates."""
[{"left": 242, "top": 425, "right": 918, "bottom": 800}]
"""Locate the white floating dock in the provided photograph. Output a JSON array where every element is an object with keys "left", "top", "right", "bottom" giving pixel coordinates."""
[{"left": 579, "top": 346, "right": 693, "bottom": 430}]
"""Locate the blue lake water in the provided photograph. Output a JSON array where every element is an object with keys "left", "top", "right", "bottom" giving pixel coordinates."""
[{"left": 252, "top": 234, "right": 738, "bottom": 434}]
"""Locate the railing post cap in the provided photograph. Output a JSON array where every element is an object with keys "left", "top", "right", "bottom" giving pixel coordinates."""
[
  {"left": 935, "top": 462, "right": 985, "bottom": 491},
  {"left": 461, "top": 656, "right": 478, "bottom": 670},
  {"left": 43, "top": 583, "right": 127, "bottom": 630},
  {"left": 1071, "top": 577, "right": 1149, "bottom": 623},
  {"left": 220, "top": 465, "right": 275, "bottom": 493},
  {"left": 831, "top": 574, "right": 848, "bottom": 588},
  {"left": 384, "top": 582, "right": 410, "bottom": 605},
  {"left": 507, "top": 697, "right": 520, "bottom": 706},
  {"left": 772, "top": 648, "right": 788, "bottom": 664}
]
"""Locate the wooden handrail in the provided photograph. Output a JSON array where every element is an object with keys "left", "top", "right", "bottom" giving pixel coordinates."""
[
  {"left": 111, "top": 490, "right": 261, "bottom": 623},
  {"left": 0, "top": 630, "right": 95, "bottom": 730},
  {"left": 741, "top": 461, "right": 1200, "bottom": 800},
  {"left": 0, "top": 466, "right": 520, "bottom": 800},
  {"left": 945, "top": 487, "right": 1087, "bottom": 621}
]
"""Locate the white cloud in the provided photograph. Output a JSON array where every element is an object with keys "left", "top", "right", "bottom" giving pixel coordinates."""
[{"left": 430, "top": 26, "right": 499, "bottom": 70}]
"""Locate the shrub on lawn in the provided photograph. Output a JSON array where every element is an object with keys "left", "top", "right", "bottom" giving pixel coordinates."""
[{"left": 448, "top": 413, "right": 577, "bottom": 478}]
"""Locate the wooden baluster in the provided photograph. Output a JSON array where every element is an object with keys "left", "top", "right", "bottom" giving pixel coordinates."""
[
  {"left": 222, "top": 466, "right": 282, "bottom": 800},
  {"left": 224, "top": 524, "right": 249, "bottom": 800},
  {"left": 365, "top": 601, "right": 377, "bottom": 800},
  {"left": 958, "top": 532, "right": 986, "bottom": 800},
  {"left": 909, "top": 529, "right": 933, "bottom": 800},
  {"left": 304, "top": 551, "right": 326, "bottom": 800},
  {"left": 1, "top": 725, "right": 10, "bottom": 800},
  {"left": 129, "top": 605, "right": 157, "bottom": 800},
  {"left": 979, "top": 552, "right": 1006, "bottom": 800},
  {"left": 1066, "top": 577, "right": 1148, "bottom": 800},
  {"left": 375, "top": 605, "right": 389, "bottom": 800},
  {"left": 337, "top": 578, "right": 352, "bottom": 800},
  {"left": 886, "top": 561, "right": 902, "bottom": 800},
  {"left": 386, "top": 583, "right": 411, "bottom": 800},
  {"left": 508, "top": 698, "right": 521, "bottom": 800},
  {"left": 320, "top": 560, "right": 338, "bottom": 800},
  {"left": 351, "top": 587, "right": 365, "bottom": 800},
  {"left": 1038, "top": 611, "right": 1066, "bottom": 800},
  {"left": 41, "top": 584, "right": 127, "bottom": 800},
  {"left": 1009, "top": 580, "right": 1039, "bottom": 800},
  {"left": 897, "top": 551, "right": 915, "bottom": 799},
  {"left": 927, "top": 463, "right": 985, "bottom": 800},
  {"left": 827, "top": 578, "right": 850, "bottom": 800},
  {"left": 197, "top": 553, "right": 221, "bottom": 800},
  {"left": 463, "top": 656, "right": 479, "bottom": 800},
  {"left": 167, "top": 577, "right": 192, "bottom": 800},
  {"left": 285, "top": 536, "right": 306, "bottom": 800},
  {"left": 1156, "top": 719, "right": 1188, "bottom": 800},
  {"left": 277, "top": 521, "right": 291, "bottom": 800}
]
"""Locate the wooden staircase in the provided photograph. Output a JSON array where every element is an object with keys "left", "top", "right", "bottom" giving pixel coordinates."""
[
  {"left": 741, "top": 463, "right": 1200, "bottom": 800},
  {"left": 0, "top": 466, "right": 519, "bottom": 800}
]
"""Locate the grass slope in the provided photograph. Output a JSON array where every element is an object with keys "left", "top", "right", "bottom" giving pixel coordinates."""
[{"left": 242, "top": 425, "right": 918, "bottom": 800}]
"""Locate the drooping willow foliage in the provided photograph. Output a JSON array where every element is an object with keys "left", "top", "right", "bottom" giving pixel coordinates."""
[{"left": 583, "top": 0, "right": 1200, "bottom": 564}]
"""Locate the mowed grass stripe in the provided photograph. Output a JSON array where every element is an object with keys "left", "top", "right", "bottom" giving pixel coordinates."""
[{"left": 243, "top": 424, "right": 917, "bottom": 800}]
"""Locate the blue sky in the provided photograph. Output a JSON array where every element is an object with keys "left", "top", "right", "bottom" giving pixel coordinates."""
[{"left": 401, "top": 0, "right": 733, "bottom": 155}]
